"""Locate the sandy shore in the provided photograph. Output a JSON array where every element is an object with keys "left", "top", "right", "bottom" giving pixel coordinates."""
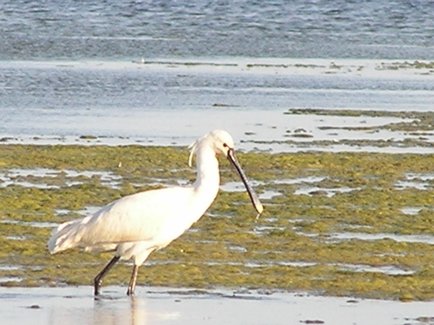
[{"left": 1, "top": 286, "right": 433, "bottom": 325}]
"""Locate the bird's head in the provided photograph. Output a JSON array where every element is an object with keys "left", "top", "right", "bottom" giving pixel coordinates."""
[
  {"left": 188, "top": 129, "right": 234, "bottom": 165},
  {"left": 188, "top": 129, "right": 263, "bottom": 217},
  {"left": 209, "top": 129, "right": 236, "bottom": 157}
]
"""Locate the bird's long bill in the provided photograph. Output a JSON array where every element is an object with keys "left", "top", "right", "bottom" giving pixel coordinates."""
[{"left": 227, "top": 149, "right": 264, "bottom": 216}]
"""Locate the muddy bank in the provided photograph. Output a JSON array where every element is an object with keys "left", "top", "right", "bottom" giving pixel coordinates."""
[{"left": 0, "top": 145, "right": 433, "bottom": 300}]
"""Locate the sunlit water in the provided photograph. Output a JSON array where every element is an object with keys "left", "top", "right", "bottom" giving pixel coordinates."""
[
  {"left": 1, "top": 1, "right": 433, "bottom": 151},
  {"left": 1, "top": 286, "right": 433, "bottom": 325}
]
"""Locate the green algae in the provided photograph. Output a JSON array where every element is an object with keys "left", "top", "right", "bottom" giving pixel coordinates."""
[
  {"left": 378, "top": 61, "right": 434, "bottom": 71},
  {"left": 0, "top": 145, "right": 433, "bottom": 301},
  {"left": 286, "top": 108, "right": 434, "bottom": 133},
  {"left": 280, "top": 109, "right": 434, "bottom": 150}
]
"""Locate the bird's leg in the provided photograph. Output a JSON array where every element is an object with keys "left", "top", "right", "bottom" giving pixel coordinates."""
[
  {"left": 126, "top": 265, "right": 139, "bottom": 296},
  {"left": 94, "top": 255, "right": 120, "bottom": 296}
]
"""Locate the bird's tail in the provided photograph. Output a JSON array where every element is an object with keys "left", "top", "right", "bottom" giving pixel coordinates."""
[{"left": 48, "top": 219, "right": 84, "bottom": 254}]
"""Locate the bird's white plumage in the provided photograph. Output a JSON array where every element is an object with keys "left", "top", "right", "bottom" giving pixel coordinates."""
[
  {"left": 49, "top": 188, "right": 204, "bottom": 263},
  {"left": 48, "top": 130, "right": 263, "bottom": 295},
  {"left": 48, "top": 130, "right": 236, "bottom": 265}
]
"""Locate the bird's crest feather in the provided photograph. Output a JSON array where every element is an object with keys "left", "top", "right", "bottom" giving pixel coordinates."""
[{"left": 188, "top": 139, "right": 198, "bottom": 167}]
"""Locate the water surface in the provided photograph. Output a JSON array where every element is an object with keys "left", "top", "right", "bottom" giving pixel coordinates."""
[{"left": 1, "top": 286, "right": 433, "bottom": 325}]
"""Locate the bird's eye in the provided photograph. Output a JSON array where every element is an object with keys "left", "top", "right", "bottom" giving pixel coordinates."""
[{"left": 223, "top": 143, "right": 228, "bottom": 148}]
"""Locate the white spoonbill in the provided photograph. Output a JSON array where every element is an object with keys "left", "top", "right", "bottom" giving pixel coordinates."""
[{"left": 48, "top": 130, "right": 263, "bottom": 296}]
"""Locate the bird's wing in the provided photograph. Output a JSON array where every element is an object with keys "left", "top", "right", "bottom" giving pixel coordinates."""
[{"left": 76, "top": 186, "right": 196, "bottom": 247}]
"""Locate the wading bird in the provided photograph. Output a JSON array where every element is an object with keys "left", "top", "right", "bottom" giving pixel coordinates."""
[{"left": 48, "top": 130, "right": 263, "bottom": 296}]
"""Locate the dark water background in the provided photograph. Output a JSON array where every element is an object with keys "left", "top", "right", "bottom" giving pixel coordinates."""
[{"left": 1, "top": 0, "right": 434, "bottom": 60}]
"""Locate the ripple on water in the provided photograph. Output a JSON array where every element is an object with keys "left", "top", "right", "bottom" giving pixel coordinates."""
[
  {"left": 220, "top": 180, "right": 264, "bottom": 192},
  {"left": 0, "top": 276, "right": 23, "bottom": 283},
  {"left": 55, "top": 206, "right": 102, "bottom": 217},
  {"left": 395, "top": 173, "right": 434, "bottom": 190},
  {"left": 325, "top": 232, "right": 434, "bottom": 245},
  {"left": 259, "top": 190, "right": 282, "bottom": 200},
  {"left": 0, "top": 168, "right": 123, "bottom": 189},
  {"left": 294, "top": 186, "right": 361, "bottom": 197},
  {"left": 0, "top": 219, "right": 59, "bottom": 228},
  {"left": 0, "top": 265, "right": 22, "bottom": 271},
  {"left": 274, "top": 176, "right": 327, "bottom": 185},
  {"left": 333, "top": 263, "right": 415, "bottom": 276},
  {"left": 400, "top": 207, "right": 423, "bottom": 215}
]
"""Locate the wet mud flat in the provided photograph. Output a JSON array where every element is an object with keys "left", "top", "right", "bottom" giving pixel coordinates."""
[
  {"left": 0, "top": 286, "right": 433, "bottom": 325},
  {"left": 0, "top": 145, "right": 433, "bottom": 302}
]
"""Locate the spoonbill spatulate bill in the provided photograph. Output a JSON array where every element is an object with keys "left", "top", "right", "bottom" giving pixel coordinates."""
[{"left": 48, "top": 130, "right": 263, "bottom": 296}]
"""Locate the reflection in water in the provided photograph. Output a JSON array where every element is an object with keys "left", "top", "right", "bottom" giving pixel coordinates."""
[
  {"left": 93, "top": 296, "right": 148, "bottom": 325},
  {"left": 1, "top": 287, "right": 433, "bottom": 325},
  {"left": 45, "top": 292, "right": 152, "bottom": 325},
  {"left": 42, "top": 288, "right": 181, "bottom": 325}
]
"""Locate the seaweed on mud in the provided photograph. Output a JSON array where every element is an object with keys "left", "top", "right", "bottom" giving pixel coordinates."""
[{"left": 0, "top": 145, "right": 433, "bottom": 301}]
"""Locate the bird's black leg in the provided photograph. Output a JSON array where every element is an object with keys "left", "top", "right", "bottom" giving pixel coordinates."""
[
  {"left": 94, "top": 255, "right": 120, "bottom": 296},
  {"left": 127, "top": 265, "right": 139, "bottom": 296}
]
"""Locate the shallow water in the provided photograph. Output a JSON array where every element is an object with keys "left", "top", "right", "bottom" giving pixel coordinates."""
[
  {"left": 1, "top": 59, "right": 433, "bottom": 153},
  {"left": 1, "top": 2, "right": 434, "bottom": 153},
  {"left": 325, "top": 232, "right": 434, "bottom": 245},
  {"left": 0, "top": 168, "right": 122, "bottom": 189},
  {"left": 1, "top": 286, "right": 433, "bottom": 325}
]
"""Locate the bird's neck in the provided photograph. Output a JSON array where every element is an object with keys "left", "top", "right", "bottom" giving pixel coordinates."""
[{"left": 193, "top": 146, "right": 220, "bottom": 197}]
